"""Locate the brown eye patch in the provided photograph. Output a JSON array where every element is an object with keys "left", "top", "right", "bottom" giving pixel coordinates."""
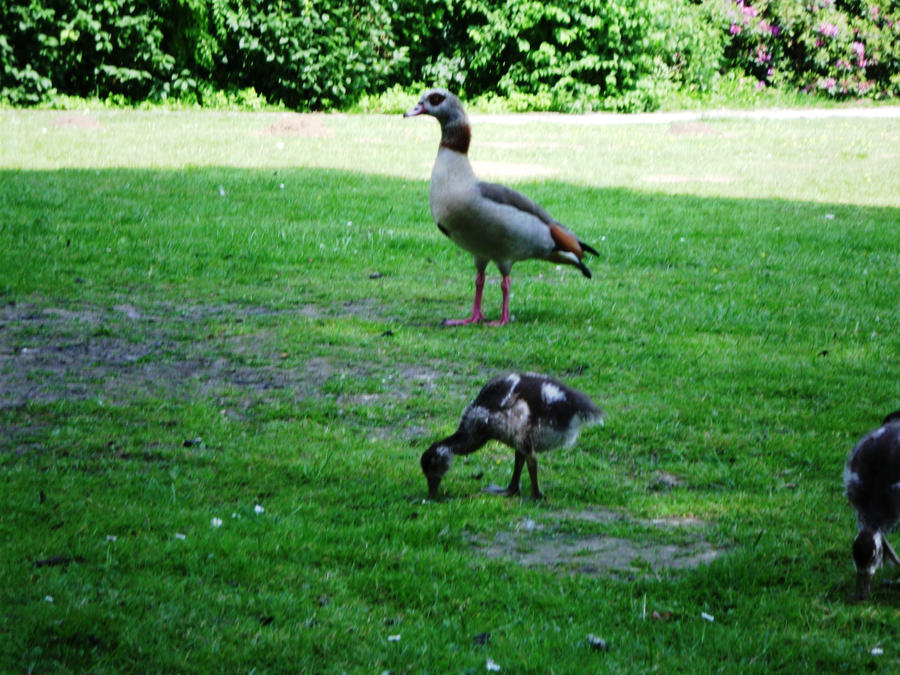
[{"left": 427, "top": 93, "right": 445, "bottom": 106}]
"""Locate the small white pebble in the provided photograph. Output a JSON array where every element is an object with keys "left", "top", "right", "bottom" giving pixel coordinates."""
[
  {"left": 218, "top": 186, "right": 226, "bottom": 197},
  {"left": 254, "top": 504, "right": 265, "bottom": 515},
  {"left": 106, "top": 535, "right": 117, "bottom": 542},
  {"left": 871, "top": 647, "right": 884, "bottom": 656},
  {"left": 44, "top": 595, "right": 53, "bottom": 603},
  {"left": 701, "top": 612, "right": 714, "bottom": 622},
  {"left": 211, "top": 517, "right": 223, "bottom": 528},
  {"left": 279, "top": 183, "right": 285, "bottom": 189},
  {"left": 175, "top": 532, "right": 186, "bottom": 540},
  {"left": 486, "top": 658, "right": 501, "bottom": 672},
  {"left": 824, "top": 213, "right": 835, "bottom": 220},
  {"left": 387, "top": 634, "right": 401, "bottom": 642}
]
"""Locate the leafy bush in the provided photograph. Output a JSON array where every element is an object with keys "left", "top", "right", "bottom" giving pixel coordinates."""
[
  {"left": 0, "top": 0, "right": 897, "bottom": 109},
  {"left": 412, "top": 0, "right": 722, "bottom": 112},
  {"left": 0, "top": 0, "right": 409, "bottom": 109},
  {"left": 204, "top": 0, "right": 408, "bottom": 109}
]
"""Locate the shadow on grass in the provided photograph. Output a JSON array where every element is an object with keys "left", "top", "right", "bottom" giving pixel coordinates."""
[{"left": 3, "top": 165, "right": 898, "bottom": 310}]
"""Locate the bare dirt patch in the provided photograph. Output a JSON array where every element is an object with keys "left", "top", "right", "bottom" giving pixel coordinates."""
[
  {"left": 0, "top": 299, "right": 438, "bottom": 419},
  {"left": 51, "top": 113, "right": 102, "bottom": 129},
  {"left": 667, "top": 121, "right": 722, "bottom": 136},
  {"left": 258, "top": 113, "right": 332, "bottom": 138},
  {"left": 469, "top": 507, "right": 721, "bottom": 576}
]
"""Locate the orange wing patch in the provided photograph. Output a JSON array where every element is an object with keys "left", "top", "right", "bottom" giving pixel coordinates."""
[{"left": 549, "top": 225, "right": 584, "bottom": 259}]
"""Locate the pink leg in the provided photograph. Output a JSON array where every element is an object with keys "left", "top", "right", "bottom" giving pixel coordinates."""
[
  {"left": 485, "top": 276, "right": 511, "bottom": 327},
  {"left": 443, "top": 271, "right": 486, "bottom": 326}
]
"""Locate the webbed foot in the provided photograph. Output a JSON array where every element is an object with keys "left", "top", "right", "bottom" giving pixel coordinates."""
[{"left": 482, "top": 484, "right": 520, "bottom": 497}]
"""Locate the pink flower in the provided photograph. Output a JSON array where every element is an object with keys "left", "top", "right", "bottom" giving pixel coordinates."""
[
  {"left": 851, "top": 41, "right": 865, "bottom": 57},
  {"left": 741, "top": 5, "right": 757, "bottom": 17},
  {"left": 819, "top": 77, "right": 836, "bottom": 90},
  {"left": 819, "top": 22, "right": 839, "bottom": 37},
  {"left": 730, "top": 23, "right": 742, "bottom": 35},
  {"left": 770, "top": 25, "right": 781, "bottom": 37}
]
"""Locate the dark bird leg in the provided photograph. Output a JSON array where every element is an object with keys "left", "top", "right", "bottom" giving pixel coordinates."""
[
  {"left": 483, "top": 450, "right": 524, "bottom": 496},
  {"left": 524, "top": 450, "right": 544, "bottom": 500}
]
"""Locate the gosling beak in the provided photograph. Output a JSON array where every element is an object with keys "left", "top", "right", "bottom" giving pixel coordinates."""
[
  {"left": 426, "top": 475, "right": 442, "bottom": 500},
  {"left": 856, "top": 571, "right": 873, "bottom": 601}
]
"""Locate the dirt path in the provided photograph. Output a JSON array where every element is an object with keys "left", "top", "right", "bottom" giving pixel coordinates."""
[{"left": 472, "top": 105, "right": 900, "bottom": 126}]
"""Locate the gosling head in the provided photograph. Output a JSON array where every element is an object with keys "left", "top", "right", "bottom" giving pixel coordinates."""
[
  {"left": 852, "top": 528, "right": 900, "bottom": 600},
  {"left": 420, "top": 443, "right": 454, "bottom": 500}
]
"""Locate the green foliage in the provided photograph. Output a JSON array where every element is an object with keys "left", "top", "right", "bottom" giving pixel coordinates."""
[
  {"left": 204, "top": 0, "right": 407, "bottom": 109},
  {"left": 402, "top": 0, "right": 723, "bottom": 112},
  {"left": 0, "top": 0, "right": 897, "bottom": 110}
]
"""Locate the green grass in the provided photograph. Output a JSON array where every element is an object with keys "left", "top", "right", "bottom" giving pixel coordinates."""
[{"left": 1, "top": 106, "right": 899, "bottom": 672}]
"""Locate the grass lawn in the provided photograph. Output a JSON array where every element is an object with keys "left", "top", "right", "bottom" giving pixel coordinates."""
[{"left": 1, "top": 105, "right": 899, "bottom": 672}]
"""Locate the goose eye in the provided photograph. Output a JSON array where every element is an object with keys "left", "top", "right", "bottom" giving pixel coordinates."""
[{"left": 427, "top": 93, "right": 445, "bottom": 106}]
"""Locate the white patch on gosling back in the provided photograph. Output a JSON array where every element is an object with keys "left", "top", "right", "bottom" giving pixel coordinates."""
[
  {"left": 872, "top": 426, "right": 886, "bottom": 440},
  {"left": 541, "top": 382, "right": 567, "bottom": 405},
  {"left": 500, "top": 374, "right": 520, "bottom": 407},
  {"left": 844, "top": 465, "right": 860, "bottom": 488}
]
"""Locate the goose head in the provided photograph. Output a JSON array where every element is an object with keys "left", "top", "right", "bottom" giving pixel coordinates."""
[{"left": 404, "top": 88, "right": 466, "bottom": 124}]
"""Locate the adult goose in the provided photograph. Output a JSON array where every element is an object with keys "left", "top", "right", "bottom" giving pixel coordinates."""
[
  {"left": 420, "top": 372, "right": 604, "bottom": 499},
  {"left": 404, "top": 88, "right": 598, "bottom": 326},
  {"left": 844, "top": 410, "right": 900, "bottom": 599}
]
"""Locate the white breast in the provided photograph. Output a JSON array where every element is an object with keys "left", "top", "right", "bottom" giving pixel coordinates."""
[{"left": 429, "top": 148, "right": 477, "bottom": 226}]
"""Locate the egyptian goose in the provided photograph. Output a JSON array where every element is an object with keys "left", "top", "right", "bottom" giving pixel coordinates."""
[
  {"left": 420, "top": 372, "right": 603, "bottom": 499},
  {"left": 844, "top": 410, "right": 900, "bottom": 599},
  {"left": 404, "top": 88, "right": 598, "bottom": 326}
]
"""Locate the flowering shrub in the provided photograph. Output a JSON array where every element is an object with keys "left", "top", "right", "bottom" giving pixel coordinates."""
[{"left": 707, "top": 0, "right": 900, "bottom": 99}]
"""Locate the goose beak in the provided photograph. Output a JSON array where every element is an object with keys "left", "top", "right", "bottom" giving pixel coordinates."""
[
  {"left": 404, "top": 102, "right": 426, "bottom": 118},
  {"left": 856, "top": 571, "right": 873, "bottom": 600}
]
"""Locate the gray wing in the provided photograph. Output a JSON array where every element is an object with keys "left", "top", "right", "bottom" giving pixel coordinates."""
[{"left": 477, "top": 181, "right": 556, "bottom": 226}]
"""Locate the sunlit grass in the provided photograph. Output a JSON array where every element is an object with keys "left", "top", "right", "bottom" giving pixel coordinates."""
[{"left": 1, "top": 107, "right": 899, "bottom": 672}]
